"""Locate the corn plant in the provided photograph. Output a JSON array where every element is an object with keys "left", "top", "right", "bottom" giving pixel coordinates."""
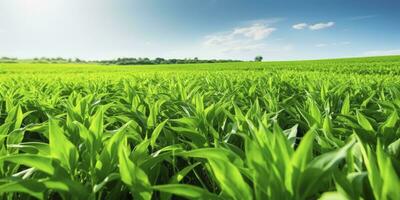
[{"left": 1, "top": 56, "right": 400, "bottom": 199}]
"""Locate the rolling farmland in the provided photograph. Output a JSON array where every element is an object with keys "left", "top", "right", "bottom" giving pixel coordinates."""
[{"left": 1, "top": 56, "right": 400, "bottom": 199}]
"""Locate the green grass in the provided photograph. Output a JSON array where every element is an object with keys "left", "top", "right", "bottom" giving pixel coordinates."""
[{"left": 0, "top": 55, "right": 400, "bottom": 199}]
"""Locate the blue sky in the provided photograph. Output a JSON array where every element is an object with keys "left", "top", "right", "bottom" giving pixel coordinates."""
[{"left": 0, "top": 0, "right": 399, "bottom": 60}]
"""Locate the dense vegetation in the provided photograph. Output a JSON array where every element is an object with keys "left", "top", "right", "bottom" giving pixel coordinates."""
[
  {"left": 0, "top": 57, "right": 241, "bottom": 65},
  {"left": 0, "top": 56, "right": 400, "bottom": 199},
  {"left": 97, "top": 57, "right": 241, "bottom": 65}
]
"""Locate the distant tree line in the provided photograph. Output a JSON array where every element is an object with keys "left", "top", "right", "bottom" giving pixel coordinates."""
[
  {"left": 0, "top": 57, "right": 243, "bottom": 65},
  {"left": 0, "top": 57, "right": 19, "bottom": 63},
  {"left": 97, "top": 57, "right": 242, "bottom": 65},
  {"left": 32, "top": 57, "right": 85, "bottom": 63},
  {"left": 1, "top": 57, "right": 18, "bottom": 60},
  {"left": 0, "top": 57, "right": 84, "bottom": 64}
]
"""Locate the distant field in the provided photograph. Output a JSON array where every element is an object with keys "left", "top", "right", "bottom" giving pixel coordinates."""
[{"left": 1, "top": 56, "right": 400, "bottom": 199}]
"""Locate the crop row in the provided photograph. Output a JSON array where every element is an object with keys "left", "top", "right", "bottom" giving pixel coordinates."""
[{"left": 0, "top": 60, "right": 400, "bottom": 199}]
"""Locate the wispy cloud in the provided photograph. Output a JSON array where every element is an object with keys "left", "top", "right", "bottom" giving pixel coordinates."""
[
  {"left": 292, "top": 23, "right": 308, "bottom": 30},
  {"left": 349, "top": 15, "right": 377, "bottom": 21},
  {"left": 309, "top": 22, "right": 335, "bottom": 30},
  {"left": 315, "top": 43, "right": 327, "bottom": 48},
  {"left": 315, "top": 41, "right": 350, "bottom": 48},
  {"left": 233, "top": 24, "right": 276, "bottom": 40},
  {"left": 292, "top": 22, "right": 335, "bottom": 30},
  {"left": 204, "top": 23, "right": 276, "bottom": 52},
  {"left": 363, "top": 49, "right": 400, "bottom": 56},
  {"left": 247, "top": 17, "right": 285, "bottom": 25}
]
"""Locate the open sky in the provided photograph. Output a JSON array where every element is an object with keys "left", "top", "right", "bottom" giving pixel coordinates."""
[{"left": 0, "top": 0, "right": 399, "bottom": 61}]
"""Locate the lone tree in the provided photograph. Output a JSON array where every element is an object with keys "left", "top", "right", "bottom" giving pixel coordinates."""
[{"left": 255, "top": 55, "right": 263, "bottom": 62}]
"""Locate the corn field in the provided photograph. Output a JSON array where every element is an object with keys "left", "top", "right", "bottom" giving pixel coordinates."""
[{"left": 1, "top": 56, "right": 400, "bottom": 199}]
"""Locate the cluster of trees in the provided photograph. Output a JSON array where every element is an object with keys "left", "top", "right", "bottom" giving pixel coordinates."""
[
  {"left": 1, "top": 56, "right": 265, "bottom": 64},
  {"left": 0, "top": 57, "right": 18, "bottom": 63},
  {"left": 1, "top": 57, "right": 18, "bottom": 60},
  {"left": 32, "top": 57, "right": 87, "bottom": 63},
  {"left": 97, "top": 57, "right": 241, "bottom": 65},
  {"left": 255, "top": 56, "right": 263, "bottom": 62},
  {"left": 0, "top": 57, "right": 87, "bottom": 64}
]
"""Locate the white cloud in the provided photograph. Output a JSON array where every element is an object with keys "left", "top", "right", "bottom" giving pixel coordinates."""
[
  {"left": 363, "top": 49, "right": 400, "bottom": 56},
  {"left": 292, "top": 21, "right": 335, "bottom": 31},
  {"left": 309, "top": 22, "right": 335, "bottom": 30},
  {"left": 292, "top": 23, "right": 308, "bottom": 30},
  {"left": 315, "top": 41, "right": 350, "bottom": 48},
  {"left": 203, "top": 34, "right": 233, "bottom": 46},
  {"left": 203, "top": 23, "right": 276, "bottom": 52},
  {"left": 232, "top": 24, "right": 276, "bottom": 40},
  {"left": 247, "top": 18, "right": 285, "bottom": 25},
  {"left": 315, "top": 43, "right": 328, "bottom": 48}
]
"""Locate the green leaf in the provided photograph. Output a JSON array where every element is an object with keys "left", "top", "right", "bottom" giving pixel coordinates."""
[
  {"left": 73, "top": 121, "right": 95, "bottom": 145},
  {"left": 150, "top": 120, "right": 168, "bottom": 148},
  {"left": 358, "top": 140, "right": 382, "bottom": 199},
  {"left": 356, "top": 111, "right": 374, "bottom": 132},
  {"left": 296, "top": 140, "right": 355, "bottom": 199},
  {"left": 308, "top": 99, "right": 322, "bottom": 125},
  {"left": 49, "top": 118, "right": 79, "bottom": 172},
  {"left": 89, "top": 107, "right": 104, "bottom": 138},
  {"left": 95, "top": 122, "right": 132, "bottom": 179},
  {"left": 376, "top": 141, "right": 400, "bottom": 200},
  {"left": 388, "top": 139, "right": 400, "bottom": 157},
  {"left": 319, "top": 192, "right": 348, "bottom": 200},
  {"left": 0, "top": 179, "right": 45, "bottom": 199},
  {"left": 93, "top": 173, "right": 120, "bottom": 193},
  {"left": 118, "top": 140, "right": 152, "bottom": 200},
  {"left": 5, "top": 105, "right": 24, "bottom": 130},
  {"left": 286, "top": 126, "right": 317, "bottom": 195},
  {"left": 153, "top": 184, "right": 221, "bottom": 200},
  {"left": 292, "top": 126, "right": 317, "bottom": 170},
  {"left": 381, "top": 111, "right": 398, "bottom": 136},
  {"left": 43, "top": 178, "right": 89, "bottom": 199},
  {"left": 6, "top": 142, "right": 50, "bottom": 155},
  {"left": 361, "top": 93, "right": 375, "bottom": 108},
  {"left": 177, "top": 148, "right": 243, "bottom": 167},
  {"left": 208, "top": 159, "right": 253, "bottom": 200},
  {"left": 169, "top": 162, "right": 201, "bottom": 184},
  {"left": 0, "top": 154, "right": 55, "bottom": 175},
  {"left": 341, "top": 94, "right": 350, "bottom": 115},
  {"left": 309, "top": 140, "right": 355, "bottom": 170},
  {"left": 283, "top": 124, "right": 298, "bottom": 148}
]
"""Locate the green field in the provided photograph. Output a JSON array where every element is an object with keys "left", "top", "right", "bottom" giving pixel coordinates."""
[{"left": 1, "top": 56, "right": 400, "bottom": 199}]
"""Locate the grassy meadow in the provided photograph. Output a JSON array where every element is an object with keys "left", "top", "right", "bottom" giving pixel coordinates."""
[{"left": 1, "top": 56, "right": 400, "bottom": 199}]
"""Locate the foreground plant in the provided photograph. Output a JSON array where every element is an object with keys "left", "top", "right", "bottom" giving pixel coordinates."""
[{"left": 1, "top": 56, "right": 400, "bottom": 199}]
